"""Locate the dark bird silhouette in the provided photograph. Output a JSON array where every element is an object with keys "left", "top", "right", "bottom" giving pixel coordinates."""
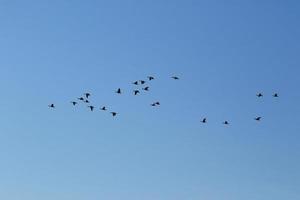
[
  {"left": 223, "top": 121, "right": 229, "bottom": 125},
  {"left": 257, "top": 93, "right": 263, "bottom": 97},
  {"left": 111, "top": 112, "right": 117, "bottom": 117},
  {"left": 140, "top": 80, "right": 146, "bottom": 84},
  {"left": 48, "top": 104, "right": 55, "bottom": 108},
  {"left": 148, "top": 76, "right": 154, "bottom": 81},
  {"left": 84, "top": 93, "right": 91, "bottom": 99},
  {"left": 142, "top": 86, "right": 149, "bottom": 91},
  {"left": 84, "top": 100, "right": 90, "bottom": 103},
  {"left": 172, "top": 76, "right": 179, "bottom": 80},
  {"left": 273, "top": 93, "right": 279, "bottom": 97},
  {"left": 71, "top": 101, "right": 77, "bottom": 106},
  {"left": 134, "top": 90, "right": 140, "bottom": 95},
  {"left": 201, "top": 118, "right": 207, "bottom": 123},
  {"left": 255, "top": 117, "right": 262, "bottom": 121},
  {"left": 101, "top": 106, "right": 107, "bottom": 111},
  {"left": 116, "top": 88, "right": 122, "bottom": 94},
  {"left": 151, "top": 103, "right": 156, "bottom": 106},
  {"left": 78, "top": 97, "right": 84, "bottom": 101},
  {"left": 88, "top": 106, "right": 94, "bottom": 111},
  {"left": 155, "top": 102, "right": 160, "bottom": 105},
  {"left": 133, "top": 81, "right": 139, "bottom": 85}
]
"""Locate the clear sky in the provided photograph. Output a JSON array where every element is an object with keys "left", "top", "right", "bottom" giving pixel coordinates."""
[{"left": 0, "top": 1, "right": 299, "bottom": 199}]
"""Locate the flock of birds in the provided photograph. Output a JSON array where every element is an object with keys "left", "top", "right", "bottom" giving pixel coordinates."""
[
  {"left": 48, "top": 75, "right": 177, "bottom": 117},
  {"left": 199, "top": 92, "right": 279, "bottom": 125},
  {"left": 48, "top": 76, "right": 279, "bottom": 126}
]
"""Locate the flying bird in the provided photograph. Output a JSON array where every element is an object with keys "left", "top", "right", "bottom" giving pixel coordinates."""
[
  {"left": 134, "top": 90, "right": 140, "bottom": 95},
  {"left": 116, "top": 88, "right": 122, "bottom": 94},
  {"left": 142, "top": 87, "right": 149, "bottom": 91},
  {"left": 151, "top": 103, "right": 156, "bottom": 106},
  {"left": 111, "top": 112, "right": 117, "bottom": 117},
  {"left": 48, "top": 104, "right": 55, "bottom": 108},
  {"left": 101, "top": 106, "right": 107, "bottom": 111},
  {"left": 78, "top": 97, "right": 84, "bottom": 101},
  {"left": 140, "top": 80, "right": 146, "bottom": 84},
  {"left": 71, "top": 101, "right": 77, "bottom": 106},
  {"left": 201, "top": 118, "right": 207, "bottom": 123},
  {"left": 255, "top": 117, "right": 262, "bottom": 121},
  {"left": 133, "top": 81, "right": 139, "bottom": 85},
  {"left": 84, "top": 100, "right": 90, "bottom": 103},
  {"left": 273, "top": 93, "right": 279, "bottom": 97},
  {"left": 148, "top": 76, "right": 154, "bottom": 81},
  {"left": 88, "top": 106, "right": 94, "bottom": 111},
  {"left": 257, "top": 93, "right": 263, "bottom": 97},
  {"left": 223, "top": 121, "right": 229, "bottom": 125},
  {"left": 172, "top": 76, "right": 179, "bottom": 80},
  {"left": 84, "top": 93, "right": 91, "bottom": 99},
  {"left": 155, "top": 102, "right": 160, "bottom": 105}
]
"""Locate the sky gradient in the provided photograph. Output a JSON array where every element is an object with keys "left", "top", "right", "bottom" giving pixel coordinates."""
[{"left": 0, "top": 1, "right": 299, "bottom": 200}]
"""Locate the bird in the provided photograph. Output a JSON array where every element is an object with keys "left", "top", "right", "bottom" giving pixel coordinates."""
[
  {"left": 111, "top": 112, "right": 117, "bottom": 117},
  {"left": 223, "top": 121, "right": 229, "bottom": 125},
  {"left": 134, "top": 90, "right": 140, "bottom": 95},
  {"left": 84, "top": 100, "right": 90, "bottom": 103},
  {"left": 116, "top": 88, "right": 122, "bottom": 94},
  {"left": 273, "top": 93, "right": 279, "bottom": 97},
  {"left": 255, "top": 117, "right": 262, "bottom": 121},
  {"left": 140, "top": 80, "right": 146, "bottom": 84},
  {"left": 148, "top": 76, "right": 154, "bottom": 81},
  {"left": 78, "top": 97, "right": 84, "bottom": 101},
  {"left": 48, "top": 104, "right": 55, "bottom": 108},
  {"left": 172, "top": 76, "right": 179, "bottom": 80},
  {"left": 201, "top": 118, "right": 207, "bottom": 123},
  {"left": 84, "top": 93, "right": 91, "bottom": 99},
  {"left": 71, "top": 101, "right": 77, "bottom": 106},
  {"left": 133, "top": 81, "right": 139, "bottom": 85},
  {"left": 257, "top": 93, "right": 263, "bottom": 97},
  {"left": 88, "top": 106, "right": 94, "bottom": 111},
  {"left": 155, "top": 102, "right": 160, "bottom": 105},
  {"left": 142, "top": 86, "right": 149, "bottom": 91},
  {"left": 100, "top": 106, "right": 107, "bottom": 111},
  {"left": 151, "top": 103, "right": 156, "bottom": 106}
]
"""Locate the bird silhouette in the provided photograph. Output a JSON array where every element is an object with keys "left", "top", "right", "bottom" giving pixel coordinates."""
[
  {"left": 78, "top": 97, "right": 84, "bottom": 101},
  {"left": 201, "top": 118, "right": 207, "bottom": 123},
  {"left": 223, "top": 121, "right": 229, "bottom": 125},
  {"left": 133, "top": 81, "right": 139, "bottom": 85},
  {"left": 273, "top": 93, "right": 279, "bottom": 97},
  {"left": 148, "top": 76, "right": 154, "bottom": 81},
  {"left": 84, "top": 93, "right": 91, "bottom": 99},
  {"left": 101, "top": 106, "right": 107, "bottom": 111},
  {"left": 155, "top": 102, "right": 160, "bottom": 105},
  {"left": 172, "top": 76, "right": 179, "bottom": 80},
  {"left": 134, "top": 90, "right": 140, "bottom": 95},
  {"left": 142, "top": 87, "right": 149, "bottom": 91},
  {"left": 116, "top": 88, "right": 122, "bottom": 94},
  {"left": 111, "top": 112, "right": 117, "bottom": 117},
  {"left": 255, "top": 117, "right": 262, "bottom": 121},
  {"left": 257, "top": 93, "right": 263, "bottom": 97},
  {"left": 48, "top": 104, "right": 55, "bottom": 108},
  {"left": 88, "top": 106, "right": 94, "bottom": 111},
  {"left": 84, "top": 100, "right": 90, "bottom": 103},
  {"left": 71, "top": 101, "right": 77, "bottom": 106},
  {"left": 140, "top": 80, "right": 146, "bottom": 84},
  {"left": 151, "top": 103, "right": 156, "bottom": 106}
]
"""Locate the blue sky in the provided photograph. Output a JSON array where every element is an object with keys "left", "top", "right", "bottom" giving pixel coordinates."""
[{"left": 0, "top": 1, "right": 299, "bottom": 199}]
